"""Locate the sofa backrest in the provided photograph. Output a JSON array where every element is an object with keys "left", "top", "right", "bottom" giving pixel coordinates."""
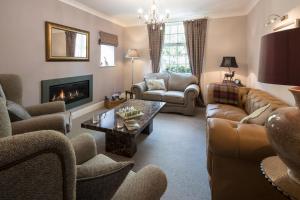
[
  {"left": 168, "top": 73, "right": 198, "bottom": 91},
  {"left": 144, "top": 73, "right": 170, "bottom": 89},
  {"left": 245, "top": 89, "right": 289, "bottom": 114}
]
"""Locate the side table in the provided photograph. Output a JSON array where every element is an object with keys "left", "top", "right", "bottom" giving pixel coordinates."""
[
  {"left": 261, "top": 156, "right": 300, "bottom": 200},
  {"left": 125, "top": 90, "right": 134, "bottom": 100}
]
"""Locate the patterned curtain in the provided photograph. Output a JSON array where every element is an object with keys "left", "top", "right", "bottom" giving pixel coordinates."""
[
  {"left": 65, "top": 31, "right": 77, "bottom": 57},
  {"left": 184, "top": 18, "right": 207, "bottom": 106},
  {"left": 147, "top": 24, "right": 165, "bottom": 73}
]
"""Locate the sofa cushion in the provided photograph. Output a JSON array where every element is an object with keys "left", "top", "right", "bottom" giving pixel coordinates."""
[
  {"left": 144, "top": 73, "right": 170, "bottom": 89},
  {"left": 6, "top": 100, "right": 31, "bottom": 122},
  {"left": 245, "top": 89, "right": 288, "bottom": 114},
  {"left": 206, "top": 104, "right": 248, "bottom": 121},
  {"left": 0, "top": 98, "right": 12, "bottom": 138},
  {"left": 77, "top": 154, "right": 134, "bottom": 200},
  {"left": 145, "top": 79, "right": 166, "bottom": 91},
  {"left": 143, "top": 90, "right": 166, "bottom": 101},
  {"left": 163, "top": 91, "right": 184, "bottom": 104},
  {"left": 240, "top": 104, "right": 272, "bottom": 125},
  {"left": 168, "top": 73, "right": 198, "bottom": 92}
]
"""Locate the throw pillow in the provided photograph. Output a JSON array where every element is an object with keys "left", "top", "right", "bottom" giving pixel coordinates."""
[
  {"left": 145, "top": 79, "right": 166, "bottom": 91},
  {"left": 240, "top": 104, "right": 272, "bottom": 125},
  {"left": 0, "top": 84, "right": 6, "bottom": 102},
  {"left": 76, "top": 155, "right": 134, "bottom": 200},
  {"left": 0, "top": 98, "right": 12, "bottom": 138},
  {"left": 6, "top": 100, "right": 31, "bottom": 122},
  {"left": 212, "top": 83, "right": 239, "bottom": 105}
]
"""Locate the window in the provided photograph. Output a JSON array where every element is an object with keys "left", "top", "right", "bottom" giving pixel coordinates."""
[
  {"left": 160, "top": 22, "right": 190, "bottom": 73},
  {"left": 100, "top": 45, "right": 115, "bottom": 67}
]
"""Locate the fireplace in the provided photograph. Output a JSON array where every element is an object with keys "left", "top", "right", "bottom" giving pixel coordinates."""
[{"left": 41, "top": 75, "right": 93, "bottom": 110}]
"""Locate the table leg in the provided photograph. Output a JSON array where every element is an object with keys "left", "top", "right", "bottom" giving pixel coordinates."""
[
  {"left": 142, "top": 119, "right": 153, "bottom": 135},
  {"left": 105, "top": 132, "right": 137, "bottom": 157}
]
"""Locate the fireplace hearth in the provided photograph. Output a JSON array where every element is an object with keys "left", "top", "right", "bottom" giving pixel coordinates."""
[{"left": 41, "top": 75, "right": 93, "bottom": 110}]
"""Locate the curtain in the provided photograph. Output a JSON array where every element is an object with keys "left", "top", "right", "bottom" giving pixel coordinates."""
[
  {"left": 147, "top": 24, "right": 165, "bottom": 73},
  {"left": 65, "top": 31, "right": 77, "bottom": 57},
  {"left": 184, "top": 18, "right": 207, "bottom": 106}
]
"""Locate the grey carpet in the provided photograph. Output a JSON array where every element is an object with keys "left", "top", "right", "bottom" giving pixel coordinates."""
[{"left": 69, "top": 108, "right": 211, "bottom": 200}]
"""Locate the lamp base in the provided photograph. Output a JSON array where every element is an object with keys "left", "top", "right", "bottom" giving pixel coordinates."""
[{"left": 266, "top": 86, "right": 300, "bottom": 185}]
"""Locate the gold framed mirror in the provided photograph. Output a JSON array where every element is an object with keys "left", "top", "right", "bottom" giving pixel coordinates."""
[{"left": 45, "top": 22, "right": 90, "bottom": 61}]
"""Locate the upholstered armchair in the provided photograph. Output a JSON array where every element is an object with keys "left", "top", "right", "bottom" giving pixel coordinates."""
[
  {"left": 132, "top": 72, "right": 200, "bottom": 115},
  {"left": 0, "top": 74, "right": 71, "bottom": 134},
  {"left": 0, "top": 97, "right": 167, "bottom": 200}
]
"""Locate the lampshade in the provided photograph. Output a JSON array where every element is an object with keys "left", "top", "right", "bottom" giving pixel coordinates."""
[
  {"left": 126, "top": 49, "right": 140, "bottom": 59},
  {"left": 220, "top": 57, "right": 238, "bottom": 68},
  {"left": 259, "top": 27, "right": 300, "bottom": 86}
]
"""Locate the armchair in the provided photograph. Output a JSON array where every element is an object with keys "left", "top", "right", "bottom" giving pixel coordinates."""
[
  {"left": 0, "top": 97, "right": 167, "bottom": 200},
  {"left": 132, "top": 72, "right": 199, "bottom": 115},
  {"left": 0, "top": 74, "right": 71, "bottom": 134}
]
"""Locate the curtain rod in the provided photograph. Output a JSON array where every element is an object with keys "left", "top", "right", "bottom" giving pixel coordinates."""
[{"left": 167, "top": 17, "right": 208, "bottom": 23}]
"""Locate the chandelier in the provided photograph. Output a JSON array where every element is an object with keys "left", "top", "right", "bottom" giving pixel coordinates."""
[{"left": 137, "top": 0, "right": 170, "bottom": 30}]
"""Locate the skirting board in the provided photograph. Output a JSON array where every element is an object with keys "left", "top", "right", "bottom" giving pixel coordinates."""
[{"left": 71, "top": 101, "right": 104, "bottom": 119}]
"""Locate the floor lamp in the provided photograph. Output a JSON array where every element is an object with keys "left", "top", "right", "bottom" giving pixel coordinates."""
[{"left": 125, "top": 49, "right": 140, "bottom": 86}]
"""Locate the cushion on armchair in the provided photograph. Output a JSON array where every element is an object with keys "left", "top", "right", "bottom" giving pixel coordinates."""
[
  {"left": 0, "top": 84, "right": 6, "bottom": 102},
  {"left": 76, "top": 154, "right": 134, "bottom": 200},
  {"left": 212, "top": 83, "right": 239, "bottom": 105},
  {"left": 0, "top": 98, "right": 12, "bottom": 138},
  {"left": 6, "top": 100, "right": 31, "bottom": 122}
]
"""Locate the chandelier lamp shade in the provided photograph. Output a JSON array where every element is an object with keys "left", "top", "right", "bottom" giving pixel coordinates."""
[{"left": 138, "top": 0, "right": 170, "bottom": 30}]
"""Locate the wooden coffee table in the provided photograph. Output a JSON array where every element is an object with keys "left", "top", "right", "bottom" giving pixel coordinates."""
[{"left": 81, "top": 99, "right": 166, "bottom": 157}]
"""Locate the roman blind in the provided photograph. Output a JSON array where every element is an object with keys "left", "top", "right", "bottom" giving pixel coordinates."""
[{"left": 98, "top": 31, "right": 118, "bottom": 47}]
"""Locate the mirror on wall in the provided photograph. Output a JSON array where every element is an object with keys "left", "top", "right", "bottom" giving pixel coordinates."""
[{"left": 45, "top": 22, "right": 90, "bottom": 61}]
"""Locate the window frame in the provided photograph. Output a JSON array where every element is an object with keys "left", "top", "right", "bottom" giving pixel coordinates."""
[
  {"left": 100, "top": 44, "right": 116, "bottom": 67},
  {"left": 160, "top": 22, "right": 191, "bottom": 74}
]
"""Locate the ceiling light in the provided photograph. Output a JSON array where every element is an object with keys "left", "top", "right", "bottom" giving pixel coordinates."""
[{"left": 137, "top": 0, "right": 170, "bottom": 30}]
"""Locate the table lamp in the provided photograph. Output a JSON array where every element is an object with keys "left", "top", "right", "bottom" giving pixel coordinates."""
[
  {"left": 259, "top": 27, "right": 300, "bottom": 184},
  {"left": 220, "top": 56, "right": 239, "bottom": 82},
  {"left": 126, "top": 49, "right": 140, "bottom": 86}
]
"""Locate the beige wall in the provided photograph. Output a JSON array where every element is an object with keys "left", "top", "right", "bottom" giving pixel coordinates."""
[
  {"left": 0, "top": 0, "right": 125, "bottom": 108},
  {"left": 123, "top": 26, "right": 152, "bottom": 90},
  {"left": 202, "top": 16, "right": 247, "bottom": 102},
  {"left": 247, "top": 0, "right": 300, "bottom": 105},
  {"left": 123, "top": 16, "right": 248, "bottom": 103}
]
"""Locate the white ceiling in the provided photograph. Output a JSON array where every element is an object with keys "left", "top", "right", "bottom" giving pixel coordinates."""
[{"left": 62, "top": 0, "right": 259, "bottom": 26}]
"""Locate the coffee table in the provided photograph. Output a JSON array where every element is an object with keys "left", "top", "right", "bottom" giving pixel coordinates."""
[{"left": 81, "top": 99, "right": 166, "bottom": 157}]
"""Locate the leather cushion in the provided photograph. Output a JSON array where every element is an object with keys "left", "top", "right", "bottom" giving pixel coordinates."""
[
  {"left": 6, "top": 100, "right": 31, "bottom": 122},
  {"left": 143, "top": 90, "right": 166, "bottom": 101},
  {"left": 206, "top": 104, "right": 247, "bottom": 122},
  {"left": 245, "top": 89, "right": 288, "bottom": 114},
  {"left": 0, "top": 98, "right": 12, "bottom": 138},
  {"left": 168, "top": 73, "right": 198, "bottom": 92},
  {"left": 163, "top": 91, "right": 184, "bottom": 104}
]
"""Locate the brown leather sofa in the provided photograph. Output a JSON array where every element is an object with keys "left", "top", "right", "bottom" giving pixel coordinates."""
[{"left": 206, "top": 83, "right": 290, "bottom": 200}]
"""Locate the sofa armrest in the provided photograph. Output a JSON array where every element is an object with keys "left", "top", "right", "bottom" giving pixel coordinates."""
[
  {"left": 131, "top": 82, "right": 146, "bottom": 99},
  {"left": 70, "top": 133, "right": 97, "bottom": 165},
  {"left": 112, "top": 165, "right": 167, "bottom": 200},
  {"left": 184, "top": 84, "right": 200, "bottom": 98},
  {"left": 0, "top": 130, "right": 76, "bottom": 200},
  {"left": 12, "top": 114, "right": 67, "bottom": 135},
  {"left": 207, "top": 118, "right": 274, "bottom": 161},
  {"left": 26, "top": 101, "right": 66, "bottom": 116}
]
